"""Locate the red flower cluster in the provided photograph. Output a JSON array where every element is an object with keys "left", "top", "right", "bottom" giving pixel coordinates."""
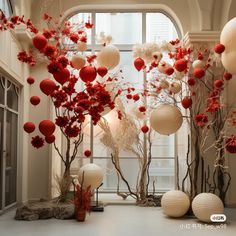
[
  {"left": 206, "top": 91, "right": 221, "bottom": 113},
  {"left": 31, "top": 135, "right": 44, "bottom": 149},
  {"left": 225, "top": 136, "right": 236, "bottom": 154},
  {"left": 195, "top": 113, "right": 208, "bottom": 128},
  {"left": 17, "top": 51, "right": 36, "bottom": 66}
]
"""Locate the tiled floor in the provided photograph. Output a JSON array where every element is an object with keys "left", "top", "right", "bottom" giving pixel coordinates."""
[{"left": 0, "top": 206, "right": 235, "bottom": 236}]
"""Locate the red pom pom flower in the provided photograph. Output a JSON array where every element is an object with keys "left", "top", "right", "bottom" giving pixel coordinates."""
[{"left": 31, "top": 135, "right": 44, "bottom": 149}]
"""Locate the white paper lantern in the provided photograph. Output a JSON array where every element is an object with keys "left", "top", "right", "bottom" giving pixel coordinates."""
[
  {"left": 192, "top": 59, "right": 204, "bottom": 69},
  {"left": 97, "top": 45, "right": 120, "bottom": 70},
  {"left": 169, "top": 82, "right": 182, "bottom": 94},
  {"left": 161, "top": 190, "right": 190, "bottom": 217},
  {"left": 78, "top": 163, "right": 103, "bottom": 190},
  {"left": 71, "top": 54, "right": 86, "bottom": 70},
  {"left": 220, "top": 17, "right": 236, "bottom": 52},
  {"left": 150, "top": 104, "right": 183, "bottom": 135},
  {"left": 221, "top": 52, "right": 236, "bottom": 74},
  {"left": 192, "top": 193, "right": 224, "bottom": 223},
  {"left": 77, "top": 41, "right": 87, "bottom": 52}
]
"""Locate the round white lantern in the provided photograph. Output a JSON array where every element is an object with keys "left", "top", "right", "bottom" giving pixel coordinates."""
[
  {"left": 220, "top": 17, "right": 236, "bottom": 52},
  {"left": 97, "top": 45, "right": 120, "bottom": 70},
  {"left": 169, "top": 82, "right": 182, "bottom": 94},
  {"left": 192, "top": 59, "right": 204, "bottom": 69},
  {"left": 77, "top": 41, "right": 87, "bottom": 52},
  {"left": 150, "top": 104, "right": 183, "bottom": 135},
  {"left": 192, "top": 193, "right": 224, "bottom": 223},
  {"left": 71, "top": 54, "right": 86, "bottom": 70},
  {"left": 221, "top": 52, "right": 236, "bottom": 74},
  {"left": 161, "top": 190, "right": 190, "bottom": 217},
  {"left": 78, "top": 163, "right": 103, "bottom": 190}
]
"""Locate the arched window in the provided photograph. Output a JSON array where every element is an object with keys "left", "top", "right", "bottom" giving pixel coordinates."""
[
  {"left": 66, "top": 10, "right": 181, "bottom": 196},
  {"left": 0, "top": 0, "right": 13, "bottom": 17}
]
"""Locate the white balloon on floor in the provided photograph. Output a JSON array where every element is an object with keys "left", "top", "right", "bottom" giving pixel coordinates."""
[
  {"left": 150, "top": 104, "right": 183, "bottom": 135},
  {"left": 161, "top": 190, "right": 190, "bottom": 217},
  {"left": 192, "top": 193, "right": 224, "bottom": 223}
]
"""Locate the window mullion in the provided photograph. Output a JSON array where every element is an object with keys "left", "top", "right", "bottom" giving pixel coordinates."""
[{"left": 142, "top": 12, "right": 146, "bottom": 43}]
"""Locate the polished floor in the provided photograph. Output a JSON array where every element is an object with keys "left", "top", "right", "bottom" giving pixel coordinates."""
[{"left": 0, "top": 206, "right": 236, "bottom": 236}]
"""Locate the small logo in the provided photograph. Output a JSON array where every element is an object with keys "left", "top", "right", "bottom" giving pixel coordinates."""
[{"left": 210, "top": 214, "right": 226, "bottom": 222}]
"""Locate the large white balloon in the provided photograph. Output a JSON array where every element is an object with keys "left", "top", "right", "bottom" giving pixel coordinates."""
[
  {"left": 192, "top": 59, "right": 204, "bottom": 69},
  {"left": 221, "top": 52, "right": 236, "bottom": 74},
  {"left": 97, "top": 45, "right": 120, "bottom": 70},
  {"left": 78, "top": 163, "right": 103, "bottom": 190},
  {"left": 150, "top": 104, "right": 183, "bottom": 135},
  {"left": 71, "top": 54, "right": 86, "bottom": 70}
]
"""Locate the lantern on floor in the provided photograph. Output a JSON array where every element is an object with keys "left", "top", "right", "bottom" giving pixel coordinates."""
[
  {"left": 150, "top": 104, "right": 183, "bottom": 135},
  {"left": 78, "top": 163, "right": 103, "bottom": 190}
]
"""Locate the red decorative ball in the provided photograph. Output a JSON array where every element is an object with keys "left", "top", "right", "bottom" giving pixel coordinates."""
[
  {"left": 126, "top": 94, "right": 132, "bottom": 99},
  {"left": 214, "top": 43, "right": 225, "bottom": 54},
  {"left": 165, "top": 67, "right": 174, "bottom": 76},
  {"left": 53, "top": 68, "right": 70, "bottom": 85},
  {"left": 193, "top": 68, "right": 205, "bottom": 79},
  {"left": 23, "top": 122, "right": 35, "bottom": 133},
  {"left": 39, "top": 120, "right": 55, "bottom": 137},
  {"left": 45, "top": 135, "right": 55, "bottom": 144},
  {"left": 30, "top": 96, "right": 40, "bottom": 106},
  {"left": 133, "top": 94, "right": 140, "bottom": 101},
  {"left": 139, "top": 106, "right": 146, "bottom": 112},
  {"left": 27, "top": 76, "right": 35, "bottom": 85},
  {"left": 84, "top": 149, "right": 91, "bottom": 157},
  {"left": 32, "top": 34, "right": 47, "bottom": 50},
  {"left": 214, "top": 80, "right": 223, "bottom": 88},
  {"left": 79, "top": 66, "right": 97, "bottom": 83},
  {"left": 174, "top": 59, "right": 188, "bottom": 72},
  {"left": 141, "top": 125, "right": 149, "bottom": 133},
  {"left": 40, "top": 79, "right": 57, "bottom": 96},
  {"left": 97, "top": 66, "right": 108, "bottom": 77},
  {"left": 225, "top": 136, "right": 236, "bottom": 153},
  {"left": 187, "top": 78, "right": 196, "bottom": 86},
  {"left": 134, "top": 57, "right": 145, "bottom": 71},
  {"left": 181, "top": 96, "right": 192, "bottom": 109},
  {"left": 224, "top": 72, "right": 232, "bottom": 81}
]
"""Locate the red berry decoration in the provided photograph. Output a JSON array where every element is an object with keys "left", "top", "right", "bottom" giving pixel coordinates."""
[
  {"left": 165, "top": 67, "right": 174, "bottom": 76},
  {"left": 214, "top": 80, "right": 223, "bottom": 88},
  {"left": 187, "top": 78, "right": 196, "bottom": 86},
  {"left": 139, "top": 106, "right": 146, "bottom": 112},
  {"left": 30, "top": 96, "right": 40, "bottom": 106},
  {"left": 45, "top": 135, "right": 55, "bottom": 144},
  {"left": 134, "top": 57, "right": 145, "bottom": 71},
  {"left": 32, "top": 34, "right": 47, "bottom": 50},
  {"left": 214, "top": 43, "right": 225, "bottom": 54},
  {"left": 126, "top": 94, "right": 132, "bottom": 99},
  {"left": 53, "top": 68, "right": 70, "bottom": 85},
  {"left": 40, "top": 79, "right": 57, "bottom": 96},
  {"left": 193, "top": 68, "right": 205, "bottom": 79},
  {"left": 174, "top": 59, "right": 188, "bottom": 72},
  {"left": 79, "top": 66, "right": 97, "bottom": 83},
  {"left": 224, "top": 72, "right": 232, "bottom": 81},
  {"left": 23, "top": 122, "right": 35, "bottom": 133},
  {"left": 27, "top": 76, "right": 35, "bottom": 85},
  {"left": 39, "top": 120, "right": 55, "bottom": 137},
  {"left": 133, "top": 94, "right": 140, "bottom": 101},
  {"left": 84, "top": 149, "right": 91, "bottom": 157},
  {"left": 225, "top": 136, "right": 236, "bottom": 153},
  {"left": 181, "top": 96, "right": 192, "bottom": 109},
  {"left": 141, "top": 125, "right": 149, "bottom": 133},
  {"left": 97, "top": 66, "right": 108, "bottom": 77}
]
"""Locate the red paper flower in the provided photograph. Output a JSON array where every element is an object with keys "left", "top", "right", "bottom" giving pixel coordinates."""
[
  {"left": 55, "top": 116, "right": 69, "bottom": 127},
  {"left": 225, "top": 136, "right": 236, "bottom": 154},
  {"left": 195, "top": 113, "right": 208, "bottom": 128},
  {"left": 43, "top": 44, "right": 57, "bottom": 57},
  {"left": 31, "top": 135, "right": 44, "bottom": 149},
  {"left": 65, "top": 125, "right": 80, "bottom": 138}
]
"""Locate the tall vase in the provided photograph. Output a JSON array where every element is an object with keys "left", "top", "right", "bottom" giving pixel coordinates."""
[{"left": 76, "top": 209, "right": 86, "bottom": 222}]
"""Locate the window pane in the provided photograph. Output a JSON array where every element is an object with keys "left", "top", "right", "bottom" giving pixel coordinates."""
[
  {"left": 7, "top": 81, "right": 18, "bottom": 111},
  {"left": 96, "top": 13, "right": 142, "bottom": 44},
  {"left": 146, "top": 13, "right": 179, "bottom": 42}
]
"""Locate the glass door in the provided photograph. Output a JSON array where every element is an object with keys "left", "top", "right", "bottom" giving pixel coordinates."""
[{"left": 0, "top": 75, "right": 19, "bottom": 211}]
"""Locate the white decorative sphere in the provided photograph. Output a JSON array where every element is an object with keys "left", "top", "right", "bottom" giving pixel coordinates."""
[
  {"left": 192, "top": 59, "right": 204, "bottom": 69},
  {"left": 169, "top": 82, "right": 182, "bottom": 94},
  {"left": 192, "top": 193, "right": 224, "bottom": 223},
  {"left": 71, "top": 54, "right": 86, "bottom": 70},
  {"left": 150, "top": 104, "right": 183, "bottom": 135},
  {"left": 221, "top": 52, "right": 236, "bottom": 74},
  {"left": 161, "top": 190, "right": 190, "bottom": 217},
  {"left": 159, "top": 80, "right": 169, "bottom": 89},
  {"left": 78, "top": 163, "right": 103, "bottom": 190},
  {"left": 220, "top": 17, "right": 236, "bottom": 52},
  {"left": 77, "top": 42, "right": 87, "bottom": 52},
  {"left": 97, "top": 45, "right": 120, "bottom": 70}
]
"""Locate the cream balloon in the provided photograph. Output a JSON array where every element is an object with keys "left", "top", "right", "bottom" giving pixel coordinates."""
[
  {"left": 169, "top": 82, "right": 182, "bottom": 94},
  {"left": 221, "top": 51, "right": 236, "bottom": 74},
  {"left": 161, "top": 190, "right": 190, "bottom": 218},
  {"left": 192, "top": 193, "right": 224, "bottom": 223},
  {"left": 71, "top": 54, "right": 86, "bottom": 70},
  {"left": 159, "top": 80, "right": 169, "bottom": 89},
  {"left": 97, "top": 45, "right": 120, "bottom": 70},
  {"left": 192, "top": 59, "right": 204, "bottom": 69},
  {"left": 77, "top": 41, "right": 87, "bottom": 52},
  {"left": 78, "top": 163, "right": 103, "bottom": 190},
  {"left": 150, "top": 104, "right": 183, "bottom": 135},
  {"left": 220, "top": 17, "right": 236, "bottom": 52}
]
